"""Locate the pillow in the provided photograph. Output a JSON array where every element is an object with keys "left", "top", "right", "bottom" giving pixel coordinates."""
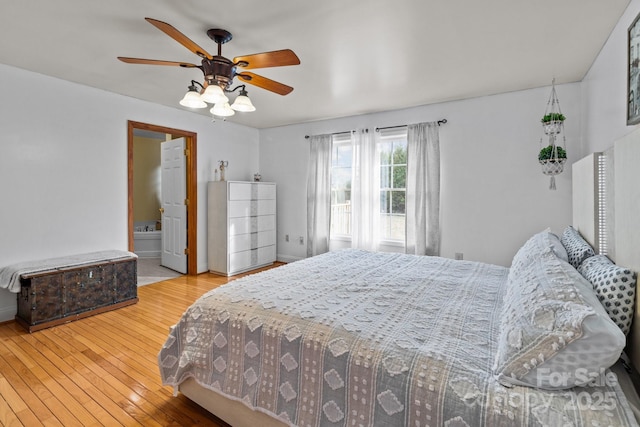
[
  {"left": 548, "top": 232, "right": 569, "bottom": 263},
  {"left": 494, "top": 249, "right": 625, "bottom": 389},
  {"left": 510, "top": 229, "right": 568, "bottom": 278},
  {"left": 578, "top": 255, "right": 637, "bottom": 335},
  {"left": 560, "top": 226, "right": 596, "bottom": 268}
]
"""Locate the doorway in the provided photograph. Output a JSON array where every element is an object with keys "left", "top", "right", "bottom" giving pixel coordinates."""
[{"left": 127, "top": 121, "right": 198, "bottom": 276}]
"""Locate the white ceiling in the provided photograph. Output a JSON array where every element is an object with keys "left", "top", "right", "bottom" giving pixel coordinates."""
[{"left": 0, "top": 1, "right": 630, "bottom": 129}]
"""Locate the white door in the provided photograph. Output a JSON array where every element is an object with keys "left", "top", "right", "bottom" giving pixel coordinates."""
[{"left": 160, "top": 138, "right": 187, "bottom": 273}]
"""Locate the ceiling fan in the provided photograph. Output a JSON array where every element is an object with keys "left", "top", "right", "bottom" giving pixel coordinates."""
[{"left": 118, "top": 18, "right": 300, "bottom": 116}]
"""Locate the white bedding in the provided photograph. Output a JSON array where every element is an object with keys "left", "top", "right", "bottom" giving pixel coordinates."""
[{"left": 159, "top": 249, "right": 638, "bottom": 426}]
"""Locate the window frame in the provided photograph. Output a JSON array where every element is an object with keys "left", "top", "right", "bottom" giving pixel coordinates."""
[
  {"left": 329, "top": 134, "right": 353, "bottom": 239},
  {"left": 378, "top": 129, "right": 408, "bottom": 244},
  {"left": 327, "top": 129, "right": 409, "bottom": 248}
]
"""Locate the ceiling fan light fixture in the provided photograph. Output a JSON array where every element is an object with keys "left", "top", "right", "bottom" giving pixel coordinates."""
[
  {"left": 201, "top": 84, "right": 229, "bottom": 104},
  {"left": 211, "top": 102, "right": 235, "bottom": 117},
  {"left": 230, "top": 89, "right": 256, "bottom": 112},
  {"left": 119, "top": 19, "right": 300, "bottom": 121},
  {"left": 179, "top": 89, "right": 207, "bottom": 109}
]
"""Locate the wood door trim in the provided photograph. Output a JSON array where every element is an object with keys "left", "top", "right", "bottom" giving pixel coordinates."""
[{"left": 127, "top": 120, "right": 198, "bottom": 276}]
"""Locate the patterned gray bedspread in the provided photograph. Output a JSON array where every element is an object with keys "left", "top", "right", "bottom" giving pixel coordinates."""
[{"left": 158, "top": 250, "right": 638, "bottom": 426}]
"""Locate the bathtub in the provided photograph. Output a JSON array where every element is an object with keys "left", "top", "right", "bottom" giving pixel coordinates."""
[{"left": 134, "top": 230, "right": 162, "bottom": 258}]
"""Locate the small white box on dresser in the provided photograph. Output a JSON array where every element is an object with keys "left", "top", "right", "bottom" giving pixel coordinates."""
[{"left": 207, "top": 181, "right": 277, "bottom": 275}]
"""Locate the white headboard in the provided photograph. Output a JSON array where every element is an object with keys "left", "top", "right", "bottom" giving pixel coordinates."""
[
  {"left": 572, "top": 153, "right": 600, "bottom": 251},
  {"left": 573, "top": 128, "right": 640, "bottom": 371}
]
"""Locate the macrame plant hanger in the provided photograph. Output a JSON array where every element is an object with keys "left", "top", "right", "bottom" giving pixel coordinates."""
[{"left": 539, "top": 79, "right": 567, "bottom": 190}]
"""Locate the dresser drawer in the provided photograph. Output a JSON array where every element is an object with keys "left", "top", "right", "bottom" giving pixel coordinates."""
[
  {"left": 229, "top": 182, "right": 276, "bottom": 201},
  {"left": 228, "top": 245, "right": 276, "bottom": 273},
  {"left": 228, "top": 200, "right": 276, "bottom": 218},
  {"left": 229, "top": 230, "right": 276, "bottom": 253},
  {"left": 228, "top": 182, "right": 253, "bottom": 200},
  {"left": 229, "top": 215, "right": 275, "bottom": 235},
  {"left": 256, "top": 184, "right": 276, "bottom": 200}
]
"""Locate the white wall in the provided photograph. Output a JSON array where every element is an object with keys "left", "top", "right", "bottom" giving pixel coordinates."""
[
  {"left": 582, "top": 0, "right": 640, "bottom": 153},
  {"left": 0, "top": 63, "right": 259, "bottom": 321},
  {"left": 2, "top": 0, "right": 634, "bottom": 323},
  {"left": 260, "top": 83, "right": 580, "bottom": 267}
]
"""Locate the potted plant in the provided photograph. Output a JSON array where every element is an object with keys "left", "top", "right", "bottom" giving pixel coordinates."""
[
  {"left": 541, "top": 112, "right": 566, "bottom": 134},
  {"left": 538, "top": 144, "right": 567, "bottom": 175}
]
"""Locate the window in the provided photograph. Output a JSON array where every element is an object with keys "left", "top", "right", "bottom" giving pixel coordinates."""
[
  {"left": 329, "top": 131, "right": 408, "bottom": 245},
  {"left": 330, "top": 136, "right": 352, "bottom": 237},
  {"left": 379, "top": 135, "right": 407, "bottom": 241}
]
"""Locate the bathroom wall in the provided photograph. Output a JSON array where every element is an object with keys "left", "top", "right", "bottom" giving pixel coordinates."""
[{"left": 133, "top": 134, "right": 163, "bottom": 226}]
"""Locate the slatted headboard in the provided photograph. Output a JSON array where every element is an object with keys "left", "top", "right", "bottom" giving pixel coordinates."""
[{"left": 573, "top": 128, "right": 640, "bottom": 371}]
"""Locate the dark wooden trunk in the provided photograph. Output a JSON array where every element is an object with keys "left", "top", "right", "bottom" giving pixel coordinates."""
[{"left": 16, "top": 257, "right": 138, "bottom": 332}]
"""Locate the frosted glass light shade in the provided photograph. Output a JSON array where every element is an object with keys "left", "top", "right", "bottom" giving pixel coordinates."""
[
  {"left": 210, "top": 102, "right": 235, "bottom": 117},
  {"left": 201, "top": 84, "right": 229, "bottom": 104},
  {"left": 231, "top": 94, "right": 256, "bottom": 112},
  {"left": 179, "top": 90, "right": 207, "bottom": 108}
]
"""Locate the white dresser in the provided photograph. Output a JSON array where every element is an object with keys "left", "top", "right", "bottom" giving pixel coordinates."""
[{"left": 207, "top": 181, "right": 276, "bottom": 275}]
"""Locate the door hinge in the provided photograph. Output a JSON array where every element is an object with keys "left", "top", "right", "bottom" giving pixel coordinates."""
[
  {"left": 184, "top": 248, "right": 190, "bottom": 255},
  {"left": 184, "top": 198, "right": 189, "bottom": 206},
  {"left": 184, "top": 148, "right": 189, "bottom": 157}
]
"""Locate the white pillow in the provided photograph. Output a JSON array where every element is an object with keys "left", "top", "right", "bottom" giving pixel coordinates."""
[
  {"left": 509, "top": 229, "right": 567, "bottom": 278},
  {"left": 494, "top": 248, "right": 625, "bottom": 389},
  {"left": 548, "top": 231, "right": 569, "bottom": 263}
]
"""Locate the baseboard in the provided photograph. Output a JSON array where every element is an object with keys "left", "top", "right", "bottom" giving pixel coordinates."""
[
  {"left": 135, "top": 251, "right": 161, "bottom": 258},
  {"left": 0, "top": 304, "right": 16, "bottom": 323},
  {"left": 277, "top": 254, "right": 304, "bottom": 263}
]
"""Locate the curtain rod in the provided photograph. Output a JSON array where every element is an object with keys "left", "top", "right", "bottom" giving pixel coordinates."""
[
  {"left": 304, "top": 129, "right": 362, "bottom": 139},
  {"left": 375, "top": 119, "right": 447, "bottom": 132}
]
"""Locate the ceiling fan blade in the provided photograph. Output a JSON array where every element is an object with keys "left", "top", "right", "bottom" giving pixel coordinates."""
[
  {"left": 234, "top": 49, "right": 300, "bottom": 69},
  {"left": 118, "top": 57, "right": 200, "bottom": 68},
  {"left": 237, "top": 72, "right": 293, "bottom": 95},
  {"left": 145, "top": 17, "right": 213, "bottom": 60}
]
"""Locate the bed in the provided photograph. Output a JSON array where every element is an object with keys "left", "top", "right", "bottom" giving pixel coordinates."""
[{"left": 158, "top": 130, "right": 640, "bottom": 426}]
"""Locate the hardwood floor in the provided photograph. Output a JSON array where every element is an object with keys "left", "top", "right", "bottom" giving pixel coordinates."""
[{"left": 0, "top": 264, "right": 282, "bottom": 426}]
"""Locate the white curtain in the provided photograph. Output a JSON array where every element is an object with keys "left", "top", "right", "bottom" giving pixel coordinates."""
[
  {"left": 306, "top": 134, "right": 333, "bottom": 257},
  {"left": 406, "top": 122, "right": 441, "bottom": 256},
  {"left": 350, "top": 129, "right": 380, "bottom": 251}
]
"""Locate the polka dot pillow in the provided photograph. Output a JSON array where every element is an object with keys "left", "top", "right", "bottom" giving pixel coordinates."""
[
  {"left": 578, "top": 255, "right": 637, "bottom": 335},
  {"left": 560, "top": 226, "right": 596, "bottom": 268}
]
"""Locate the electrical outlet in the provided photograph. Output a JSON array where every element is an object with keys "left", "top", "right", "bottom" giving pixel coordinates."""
[
  {"left": 299, "top": 236, "right": 304, "bottom": 245},
  {"left": 285, "top": 234, "right": 289, "bottom": 242},
  {"left": 455, "top": 252, "right": 463, "bottom": 260}
]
